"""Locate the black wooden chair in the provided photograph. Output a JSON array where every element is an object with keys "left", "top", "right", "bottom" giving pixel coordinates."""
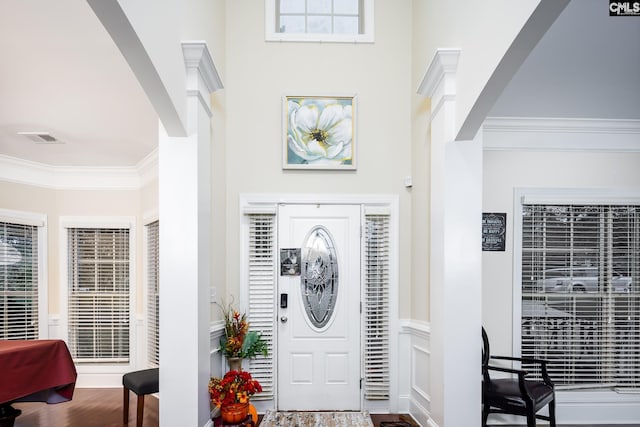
[
  {"left": 123, "top": 368, "right": 159, "bottom": 427},
  {"left": 482, "top": 327, "right": 556, "bottom": 427}
]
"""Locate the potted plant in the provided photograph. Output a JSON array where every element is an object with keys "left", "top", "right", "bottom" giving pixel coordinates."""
[
  {"left": 209, "top": 370, "right": 262, "bottom": 423},
  {"left": 218, "top": 301, "right": 268, "bottom": 370}
]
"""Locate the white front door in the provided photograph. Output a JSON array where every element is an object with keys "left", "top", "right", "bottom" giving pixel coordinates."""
[{"left": 277, "top": 204, "right": 361, "bottom": 411}]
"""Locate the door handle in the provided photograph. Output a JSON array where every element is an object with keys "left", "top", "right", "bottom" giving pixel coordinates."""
[{"left": 280, "top": 316, "right": 288, "bottom": 323}]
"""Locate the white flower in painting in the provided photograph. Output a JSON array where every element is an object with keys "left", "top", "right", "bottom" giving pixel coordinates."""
[{"left": 287, "top": 99, "right": 353, "bottom": 165}]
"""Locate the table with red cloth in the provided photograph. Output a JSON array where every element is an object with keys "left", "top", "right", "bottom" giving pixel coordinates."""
[{"left": 0, "top": 340, "right": 77, "bottom": 426}]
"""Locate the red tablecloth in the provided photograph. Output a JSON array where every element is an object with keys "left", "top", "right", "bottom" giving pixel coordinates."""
[{"left": 0, "top": 340, "right": 77, "bottom": 405}]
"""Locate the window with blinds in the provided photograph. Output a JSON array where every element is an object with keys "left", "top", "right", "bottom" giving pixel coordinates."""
[
  {"left": 0, "top": 222, "right": 39, "bottom": 340},
  {"left": 247, "top": 214, "right": 276, "bottom": 400},
  {"left": 146, "top": 221, "right": 159, "bottom": 367},
  {"left": 521, "top": 204, "right": 640, "bottom": 390},
  {"left": 363, "top": 214, "right": 391, "bottom": 399},
  {"left": 67, "top": 228, "right": 130, "bottom": 363}
]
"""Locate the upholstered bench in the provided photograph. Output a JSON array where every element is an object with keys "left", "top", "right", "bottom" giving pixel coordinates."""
[{"left": 123, "top": 368, "right": 159, "bottom": 427}]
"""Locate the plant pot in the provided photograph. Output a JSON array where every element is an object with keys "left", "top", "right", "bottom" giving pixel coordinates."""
[
  {"left": 220, "top": 402, "right": 249, "bottom": 424},
  {"left": 227, "top": 357, "right": 242, "bottom": 371}
]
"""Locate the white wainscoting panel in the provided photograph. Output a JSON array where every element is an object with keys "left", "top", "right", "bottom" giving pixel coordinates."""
[{"left": 400, "top": 319, "right": 432, "bottom": 427}]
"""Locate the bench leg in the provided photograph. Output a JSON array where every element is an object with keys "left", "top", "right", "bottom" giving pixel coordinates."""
[
  {"left": 123, "top": 387, "right": 130, "bottom": 424},
  {"left": 136, "top": 394, "right": 145, "bottom": 427}
]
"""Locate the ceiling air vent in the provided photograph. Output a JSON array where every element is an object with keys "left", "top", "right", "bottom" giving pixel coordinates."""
[{"left": 17, "top": 131, "right": 64, "bottom": 144}]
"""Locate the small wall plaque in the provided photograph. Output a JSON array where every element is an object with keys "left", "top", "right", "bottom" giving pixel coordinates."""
[{"left": 482, "top": 213, "right": 507, "bottom": 252}]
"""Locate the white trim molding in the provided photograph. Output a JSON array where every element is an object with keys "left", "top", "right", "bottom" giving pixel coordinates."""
[
  {"left": 417, "top": 48, "right": 461, "bottom": 120},
  {"left": 0, "top": 152, "right": 158, "bottom": 190},
  {"left": 400, "top": 320, "right": 433, "bottom": 427},
  {"left": 483, "top": 117, "right": 640, "bottom": 152}
]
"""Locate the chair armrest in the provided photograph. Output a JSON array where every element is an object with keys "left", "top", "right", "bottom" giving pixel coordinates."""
[
  {"left": 490, "top": 355, "right": 555, "bottom": 387},
  {"left": 490, "top": 355, "right": 549, "bottom": 365},
  {"left": 486, "top": 364, "right": 529, "bottom": 376}
]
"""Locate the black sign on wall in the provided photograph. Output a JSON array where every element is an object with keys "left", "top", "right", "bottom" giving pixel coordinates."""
[{"left": 482, "top": 213, "right": 507, "bottom": 252}]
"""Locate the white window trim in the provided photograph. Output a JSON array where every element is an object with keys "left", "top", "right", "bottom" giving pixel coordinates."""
[
  {"left": 59, "top": 216, "right": 136, "bottom": 381},
  {"left": 238, "top": 193, "right": 399, "bottom": 413},
  {"left": 512, "top": 188, "right": 640, "bottom": 422},
  {"left": 265, "top": 0, "right": 375, "bottom": 43},
  {"left": 0, "top": 208, "right": 47, "bottom": 339}
]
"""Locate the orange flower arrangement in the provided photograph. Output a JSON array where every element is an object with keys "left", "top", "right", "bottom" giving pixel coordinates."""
[
  {"left": 208, "top": 370, "right": 262, "bottom": 407},
  {"left": 218, "top": 301, "right": 268, "bottom": 359}
]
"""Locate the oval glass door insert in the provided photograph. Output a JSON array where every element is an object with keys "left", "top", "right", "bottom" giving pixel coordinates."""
[{"left": 301, "top": 226, "right": 339, "bottom": 329}]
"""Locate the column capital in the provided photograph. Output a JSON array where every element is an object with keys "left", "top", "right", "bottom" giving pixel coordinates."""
[
  {"left": 417, "top": 49, "right": 461, "bottom": 120},
  {"left": 182, "top": 42, "right": 223, "bottom": 118}
]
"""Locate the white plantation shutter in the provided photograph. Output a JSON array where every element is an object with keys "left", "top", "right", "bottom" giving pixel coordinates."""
[
  {"left": 68, "top": 228, "right": 130, "bottom": 363},
  {"left": 146, "top": 221, "right": 159, "bottom": 367},
  {"left": 0, "top": 222, "right": 39, "bottom": 340},
  {"left": 521, "top": 204, "right": 640, "bottom": 389},
  {"left": 363, "top": 214, "right": 390, "bottom": 399},
  {"left": 247, "top": 214, "right": 276, "bottom": 400}
]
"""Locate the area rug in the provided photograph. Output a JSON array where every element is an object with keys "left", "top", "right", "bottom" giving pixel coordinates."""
[{"left": 260, "top": 410, "right": 374, "bottom": 427}]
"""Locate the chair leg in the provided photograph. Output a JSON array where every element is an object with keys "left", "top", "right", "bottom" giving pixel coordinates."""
[
  {"left": 549, "top": 398, "right": 557, "bottom": 427},
  {"left": 123, "top": 387, "right": 130, "bottom": 424},
  {"left": 526, "top": 410, "right": 536, "bottom": 427},
  {"left": 482, "top": 404, "right": 489, "bottom": 427},
  {"left": 136, "top": 394, "right": 145, "bottom": 427}
]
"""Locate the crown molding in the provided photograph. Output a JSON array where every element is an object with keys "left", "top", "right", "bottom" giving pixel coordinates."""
[
  {"left": 483, "top": 117, "right": 640, "bottom": 152},
  {"left": 0, "top": 153, "right": 158, "bottom": 190}
]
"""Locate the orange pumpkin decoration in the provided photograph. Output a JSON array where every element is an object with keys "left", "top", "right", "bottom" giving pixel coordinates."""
[{"left": 248, "top": 404, "right": 258, "bottom": 424}]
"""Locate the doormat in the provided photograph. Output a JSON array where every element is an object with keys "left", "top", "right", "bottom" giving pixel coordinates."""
[{"left": 259, "top": 410, "right": 374, "bottom": 427}]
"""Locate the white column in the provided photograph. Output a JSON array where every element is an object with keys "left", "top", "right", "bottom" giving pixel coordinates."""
[
  {"left": 159, "top": 42, "right": 222, "bottom": 427},
  {"left": 418, "top": 49, "right": 482, "bottom": 427}
]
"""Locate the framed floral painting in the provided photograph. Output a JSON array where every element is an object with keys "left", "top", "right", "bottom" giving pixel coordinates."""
[{"left": 283, "top": 95, "right": 356, "bottom": 170}]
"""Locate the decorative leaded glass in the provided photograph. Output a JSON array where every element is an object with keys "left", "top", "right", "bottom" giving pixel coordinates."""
[{"left": 301, "top": 226, "right": 339, "bottom": 328}]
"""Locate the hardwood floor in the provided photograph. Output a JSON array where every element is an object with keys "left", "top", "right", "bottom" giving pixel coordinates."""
[
  {"left": 10, "top": 389, "right": 626, "bottom": 427},
  {"left": 12, "top": 388, "right": 158, "bottom": 427},
  {"left": 11, "top": 389, "right": 420, "bottom": 427}
]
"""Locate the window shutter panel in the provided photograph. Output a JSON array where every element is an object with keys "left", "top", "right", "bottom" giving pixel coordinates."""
[
  {"left": 363, "top": 214, "right": 390, "bottom": 399},
  {"left": 521, "top": 204, "right": 640, "bottom": 389},
  {"left": 146, "top": 221, "right": 160, "bottom": 367},
  {"left": 68, "top": 228, "right": 130, "bottom": 363},
  {"left": 247, "top": 214, "right": 276, "bottom": 400},
  {"left": 0, "top": 222, "right": 39, "bottom": 340}
]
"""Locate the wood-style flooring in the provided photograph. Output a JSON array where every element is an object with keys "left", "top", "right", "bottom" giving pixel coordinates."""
[
  {"left": 11, "top": 388, "right": 417, "bottom": 427},
  {"left": 10, "top": 389, "right": 627, "bottom": 427}
]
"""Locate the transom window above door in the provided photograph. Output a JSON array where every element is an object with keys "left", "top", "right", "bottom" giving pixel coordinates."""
[{"left": 265, "top": 0, "right": 374, "bottom": 43}]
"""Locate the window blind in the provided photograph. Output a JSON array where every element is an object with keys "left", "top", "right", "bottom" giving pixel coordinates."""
[
  {"left": 521, "top": 204, "right": 640, "bottom": 389},
  {"left": 247, "top": 214, "right": 276, "bottom": 400},
  {"left": 146, "top": 221, "right": 159, "bottom": 367},
  {"left": 68, "top": 228, "right": 130, "bottom": 363},
  {"left": 0, "top": 221, "right": 39, "bottom": 340},
  {"left": 363, "top": 214, "right": 391, "bottom": 399}
]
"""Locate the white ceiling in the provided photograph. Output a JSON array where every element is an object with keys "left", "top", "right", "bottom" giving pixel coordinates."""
[
  {"left": 0, "top": 0, "right": 158, "bottom": 168},
  {"left": 0, "top": 1, "right": 637, "bottom": 169}
]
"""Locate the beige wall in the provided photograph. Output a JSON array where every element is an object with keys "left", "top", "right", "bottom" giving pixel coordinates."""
[
  {"left": 0, "top": 180, "right": 152, "bottom": 318},
  {"left": 482, "top": 150, "right": 640, "bottom": 356},
  {"left": 222, "top": 1, "right": 414, "bottom": 316}
]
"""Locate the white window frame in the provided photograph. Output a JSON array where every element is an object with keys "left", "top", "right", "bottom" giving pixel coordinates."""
[
  {"left": 513, "top": 188, "right": 640, "bottom": 421},
  {"left": 0, "top": 209, "right": 47, "bottom": 339},
  {"left": 239, "top": 194, "right": 398, "bottom": 413},
  {"left": 59, "top": 216, "right": 136, "bottom": 382},
  {"left": 265, "top": 0, "right": 374, "bottom": 43}
]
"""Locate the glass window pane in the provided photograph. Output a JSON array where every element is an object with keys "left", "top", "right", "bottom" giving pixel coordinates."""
[
  {"left": 334, "top": 16, "right": 358, "bottom": 34},
  {"left": 308, "top": 15, "right": 331, "bottom": 33},
  {"left": 308, "top": 0, "right": 332, "bottom": 14},
  {"left": 334, "top": 0, "right": 359, "bottom": 15},
  {"left": 280, "top": 15, "right": 306, "bottom": 33},
  {"left": 280, "top": 0, "right": 305, "bottom": 13}
]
